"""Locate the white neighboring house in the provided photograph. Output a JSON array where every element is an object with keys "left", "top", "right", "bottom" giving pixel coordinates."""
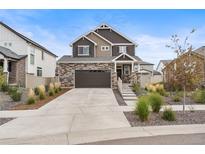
[
  {"left": 156, "top": 60, "right": 172, "bottom": 83},
  {"left": 0, "top": 22, "right": 57, "bottom": 88}
]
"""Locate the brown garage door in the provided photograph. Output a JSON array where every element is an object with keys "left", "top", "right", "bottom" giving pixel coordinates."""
[{"left": 75, "top": 70, "right": 111, "bottom": 88}]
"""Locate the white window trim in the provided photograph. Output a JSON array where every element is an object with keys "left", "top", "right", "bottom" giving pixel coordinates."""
[
  {"left": 119, "top": 46, "right": 127, "bottom": 53},
  {"left": 78, "top": 45, "right": 90, "bottom": 56},
  {"left": 101, "top": 46, "right": 110, "bottom": 51}
]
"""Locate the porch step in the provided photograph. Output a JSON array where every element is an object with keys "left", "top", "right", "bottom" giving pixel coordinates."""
[
  {"left": 125, "top": 100, "right": 137, "bottom": 106},
  {"left": 122, "top": 93, "right": 136, "bottom": 97},
  {"left": 123, "top": 96, "right": 138, "bottom": 101}
]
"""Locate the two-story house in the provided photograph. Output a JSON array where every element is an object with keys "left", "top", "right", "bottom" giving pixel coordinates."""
[
  {"left": 57, "top": 24, "right": 154, "bottom": 89},
  {"left": 0, "top": 22, "right": 57, "bottom": 88}
]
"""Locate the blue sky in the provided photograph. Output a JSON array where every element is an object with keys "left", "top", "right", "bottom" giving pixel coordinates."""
[{"left": 1, "top": 9, "right": 205, "bottom": 67}]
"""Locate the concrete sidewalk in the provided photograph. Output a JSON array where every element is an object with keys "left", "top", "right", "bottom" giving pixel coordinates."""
[
  {"left": 1, "top": 88, "right": 205, "bottom": 144},
  {"left": 1, "top": 124, "right": 205, "bottom": 144}
]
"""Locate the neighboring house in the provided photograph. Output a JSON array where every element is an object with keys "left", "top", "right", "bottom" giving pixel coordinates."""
[
  {"left": 0, "top": 22, "right": 57, "bottom": 88},
  {"left": 156, "top": 59, "right": 172, "bottom": 83},
  {"left": 163, "top": 46, "right": 205, "bottom": 90},
  {"left": 57, "top": 24, "right": 155, "bottom": 88},
  {"left": 156, "top": 60, "right": 172, "bottom": 73}
]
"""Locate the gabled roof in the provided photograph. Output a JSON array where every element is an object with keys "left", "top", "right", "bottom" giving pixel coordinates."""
[
  {"left": 0, "top": 46, "right": 27, "bottom": 60},
  {"left": 70, "top": 35, "right": 97, "bottom": 46},
  {"left": 0, "top": 21, "right": 57, "bottom": 57},
  {"left": 194, "top": 46, "right": 205, "bottom": 56},
  {"left": 112, "top": 53, "right": 137, "bottom": 62},
  {"left": 95, "top": 23, "right": 137, "bottom": 46},
  {"left": 159, "top": 60, "right": 172, "bottom": 65},
  {"left": 70, "top": 23, "right": 138, "bottom": 46}
]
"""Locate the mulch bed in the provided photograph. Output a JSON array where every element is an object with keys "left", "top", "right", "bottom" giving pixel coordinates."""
[
  {"left": 11, "top": 88, "right": 71, "bottom": 110},
  {"left": 164, "top": 96, "right": 204, "bottom": 105},
  {"left": 113, "top": 89, "right": 127, "bottom": 106},
  {"left": 124, "top": 111, "right": 205, "bottom": 127},
  {"left": 0, "top": 118, "right": 14, "bottom": 126}
]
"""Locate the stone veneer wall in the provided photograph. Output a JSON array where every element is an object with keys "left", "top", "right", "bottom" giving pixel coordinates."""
[{"left": 57, "top": 63, "right": 117, "bottom": 89}]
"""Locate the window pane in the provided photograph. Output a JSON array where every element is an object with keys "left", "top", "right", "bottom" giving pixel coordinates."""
[
  {"left": 37, "top": 67, "right": 42, "bottom": 77},
  {"left": 78, "top": 46, "right": 89, "bottom": 55},
  {"left": 30, "top": 54, "right": 35, "bottom": 65}
]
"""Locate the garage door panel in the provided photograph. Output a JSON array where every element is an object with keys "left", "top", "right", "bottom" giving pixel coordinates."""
[{"left": 75, "top": 70, "right": 111, "bottom": 88}]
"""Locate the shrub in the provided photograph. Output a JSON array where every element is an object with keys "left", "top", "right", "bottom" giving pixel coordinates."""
[
  {"left": 192, "top": 89, "right": 205, "bottom": 104},
  {"left": 54, "top": 82, "right": 61, "bottom": 93},
  {"left": 48, "top": 88, "right": 55, "bottom": 96},
  {"left": 135, "top": 96, "right": 150, "bottom": 121},
  {"left": 27, "top": 89, "right": 36, "bottom": 105},
  {"left": 37, "top": 85, "right": 46, "bottom": 100},
  {"left": 172, "top": 95, "right": 181, "bottom": 102},
  {"left": 39, "top": 91, "right": 46, "bottom": 100},
  {"left": 8, "top": 86, "right": 18, "bottom": 95},
  {"left": 1, "top": 82, "right": 9, "bottom": 92},
  {"left": 0, "top": 66, "right": 6, "bottom": 88},
  {"left": 48, "top": 83, "right": 55, "bottom": 96},
  {"left": 27, "top": 97, "right": 36, "bottom": 105},
  {"left": 132, "top": 83, "right": 141, "bottom": 93},
  {"left": 162, "top": 108, "right": 176, "bottom": 121},
  {"left": 148, "top": 93, "right": 164, "bottom": 113},
  {"left": 34, "top": 87, "right": 40, "bottom": 95},
  {"left": 10, "top": 90, "right": 22, "bottom": 102}
]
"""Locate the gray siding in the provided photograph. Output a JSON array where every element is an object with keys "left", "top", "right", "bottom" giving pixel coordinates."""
[
  {"left": 112, "top": 45, "right": 135, "bottom": 56},
  {"left": 95, "top": 29, "right": 132, "bottom": 43},
  {"left": 73, "top": 38, "right": 95, "bottom": 57}
]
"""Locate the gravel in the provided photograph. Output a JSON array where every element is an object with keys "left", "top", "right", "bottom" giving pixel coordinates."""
[
  {"left": 124, "top": 111, "right": 205, "bottom": 127},
  {"left": 0, "top": 118, "right": 14, "bottom": 126},
  {"left": 164, "top": 96, "right": 205, "bottom": 105}
]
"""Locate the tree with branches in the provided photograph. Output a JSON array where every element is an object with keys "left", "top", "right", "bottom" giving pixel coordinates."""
[{"left": 166, "top": 28, "right": 198, "bottom": 113}]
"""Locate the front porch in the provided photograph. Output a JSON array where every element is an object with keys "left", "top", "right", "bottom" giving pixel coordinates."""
[
  {"left": 113, "top": 53, "right": 139, "bottom": 84},
  {"left": 0, "top": 58, "right": 18, "bottom": 85}
]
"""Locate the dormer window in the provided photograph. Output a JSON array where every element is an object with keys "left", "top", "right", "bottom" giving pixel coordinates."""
[
  {"left": 78, "top": 45, "right": 89, "bottom": 56},
  {"left": 119, "top": 46, "right": 127, "bottom": 53}
]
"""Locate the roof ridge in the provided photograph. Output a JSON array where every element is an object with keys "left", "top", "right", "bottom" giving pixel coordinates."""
[{"left": 0, "top": 22, "right": 57, "bottom": 57}]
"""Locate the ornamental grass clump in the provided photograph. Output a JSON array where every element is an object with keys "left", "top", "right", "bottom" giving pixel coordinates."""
[
  {"left": 148, "top": 93, "right": 164, "bottom": 113},
  {"left": 37, "top": 85, "right": 46, "bottom": 100},
  {"left": 135, "top": 96, "right": 150, "bottom": 122},
  {"left": 162, "top": 108, "right": 176, "bottom": 121},
  {"left": 54, "top": 82, "right": 61, "bottom": 93},
  {"left": 10, "top": 89, "right": 22, "bottom": 102},
  {"left": 132, "top": 82, "right": 141, "bottom": 93},
  {"left": 27, "top": 89, "right": 36, "bottom": 105},
  {"left": 192, "top": 89, "right": 205, "bottom": 104},
  {"left": 48, "top": 83, "right": 55, "bottom": 96}
]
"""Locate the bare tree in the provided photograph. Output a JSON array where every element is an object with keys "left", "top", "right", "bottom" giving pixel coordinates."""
[{"left": 166, "top": 29, "right": 196, "bottom": 114}]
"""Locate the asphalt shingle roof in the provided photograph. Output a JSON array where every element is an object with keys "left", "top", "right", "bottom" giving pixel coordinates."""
[
  {"left": 0, "top": 22, "right": 57, "bottom": 57},
  {"left": 0, "top": 46, "right": 27, "bottom": 59},
  {"left": 58, "top": 55, "right": 153, "bottom": 65}
]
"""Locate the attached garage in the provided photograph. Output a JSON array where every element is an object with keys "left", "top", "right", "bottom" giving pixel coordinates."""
[{"left": 75, "top": 70, "right": 111, "bottom": 88}]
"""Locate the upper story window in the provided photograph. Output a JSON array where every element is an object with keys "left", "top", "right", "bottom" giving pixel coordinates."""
[
  {"left": 78, "top": 45, "right": 89, "bottom": 56},
  {"left": 30, "top": 54, "right": 35, "bottom": 65},
  {"left": 30, "top": 47, "right": 35, "bottom": 65},
  {"left": 101, "top": 46, "right": 109, "bottom": 51},
  {"left": 37, "top": 67, "right": 42, "bottom": 77},
  {"left": 119, "top": 46, "right": 127, "bottom": 53}
]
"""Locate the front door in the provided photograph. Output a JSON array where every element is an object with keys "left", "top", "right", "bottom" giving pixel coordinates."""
[{"left": 117, "top": 69, "right": 122, "bottom": 79}]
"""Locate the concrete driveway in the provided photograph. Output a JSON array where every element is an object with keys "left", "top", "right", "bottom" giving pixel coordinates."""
[{"left": 0, "top": 88, "right": 130, "bottom": 143}]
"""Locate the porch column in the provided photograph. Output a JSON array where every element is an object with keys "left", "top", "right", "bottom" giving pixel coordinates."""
[
  {"left": 114, "top": 61, "right": 116, "bottom": 72},
  {"left": 131, "top": 62, "right": 134, "bottom": 72},
  {"left": 3, "top": 58, "right": 9, "bottom": 84}
]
